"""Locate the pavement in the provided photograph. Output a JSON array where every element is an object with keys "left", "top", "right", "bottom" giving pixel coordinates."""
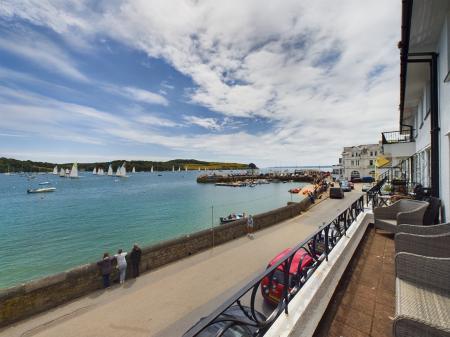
[{"left": 1, "top": 190, "right": 364, "bottom": 337}]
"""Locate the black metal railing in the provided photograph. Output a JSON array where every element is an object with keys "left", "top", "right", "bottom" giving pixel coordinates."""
[
  {"left": 381, "top": 129, "right": 413, "bottom": 145},
  {"left": 183, "top": 195, "right": 365, "bottom": 337}
]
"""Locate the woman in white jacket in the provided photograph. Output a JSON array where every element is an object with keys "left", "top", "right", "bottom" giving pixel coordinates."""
[{"left": 114, "top": 249, "right": 128, "bottom": 284}]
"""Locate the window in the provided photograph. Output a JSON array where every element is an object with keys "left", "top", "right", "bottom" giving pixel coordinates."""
[
  {"left": 370, "top": 151, "right": 373, "bottom": 156},
  {"left": 369, "top": 160, "right": 373, "bottom": 166},
  {"left": 351, "top": 160, "right": 354, "bottom": 166},
  {"left": 351, "top": 170, "right": 360, "bottom": 179},
  {"left": 375, "top": 151, "right": 377, "bottom": 156}
]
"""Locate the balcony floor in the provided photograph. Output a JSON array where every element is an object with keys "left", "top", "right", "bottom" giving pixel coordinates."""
[{"left": 313, "top": 225, "right": 395, "bottom": 337}]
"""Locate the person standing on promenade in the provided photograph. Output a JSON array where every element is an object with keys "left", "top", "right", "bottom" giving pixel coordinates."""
[
  {"left": 97, "top": 252, "right": 113, "bottom": 288},
  {"left": 247, "top": 214, "right": 254, "bottom": 239},
  {"left": 114, "top": 249, "right": 128, "bottom": 284},
  {"left": 130, "top": 243, "right": 142, "bottom": 278}
]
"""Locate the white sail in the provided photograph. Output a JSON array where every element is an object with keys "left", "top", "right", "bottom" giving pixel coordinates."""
[
  {"left": 115, "top": 166, "right": 121, "bottom": 176},
  {"left": 93, "top": 167, "right": 97, "bottom": 175},
  {"left": 59, "top": 168, "right": 65, "bottom": 177},
  {"left": 178, "top": 167, "right": 181, "bottom": 172},
  {"left": 69, "top": 163, "right": 79, "bottom": 178},
  {"left": 120, "top": 162, "right": 127, "bottom": 176},
  {"left": 107, "top": 164, "right": 113, "bottom": 176},
  {"left": 53, "top": 166, "right": 58, "bottom": 175},
  {"left": 151, "top": 166, "right": 154, "bottom": 173},
  {"left": 172, "top": 165, "right": 175, "bottom": 172},
  {"left": 98, "top": 168, "right": 104, "bottom": 176},
  {"left": 132, "top": 167, "right": 136, "bottom": 173},
  {"left": 185, "top": 166, "right": 187, "bottom": 172}
]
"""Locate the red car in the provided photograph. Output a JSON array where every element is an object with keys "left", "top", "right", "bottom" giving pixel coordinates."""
[{"left": 261, "top": 248, "right": 314, "bottom": 305}]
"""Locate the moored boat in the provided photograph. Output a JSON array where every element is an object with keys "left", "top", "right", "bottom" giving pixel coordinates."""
[
  {"left": 27, "top": 187, "right": 56, "bottom": 193},
  {"left": 220, "top": 213, "right": 245, "bottom": 224}
]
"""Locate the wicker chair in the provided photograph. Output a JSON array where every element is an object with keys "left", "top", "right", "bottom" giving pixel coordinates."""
[
  {"left": 394, "top": 253, "right": 450, "bottom": 337},
  {"left": 395, "top": 232, "right": 450, "bottom": 258},
  {"left": 397, "top": 223, "right": 450, "bottom": 235},
  {"left": 374, "top": 199, "right": 429, "bottom": 233}
]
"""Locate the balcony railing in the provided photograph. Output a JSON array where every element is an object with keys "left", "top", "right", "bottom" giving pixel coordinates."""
[
  {"left": 183, "top": 196, "right": 365, "bottom": 337},
  {"left": 381, "top": 129, "right": 413, "bottom": 144}
]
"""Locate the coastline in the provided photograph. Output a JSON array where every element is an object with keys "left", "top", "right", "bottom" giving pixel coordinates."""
[{"left": 0, "top": 186, "right": 325, "bottom": 328}]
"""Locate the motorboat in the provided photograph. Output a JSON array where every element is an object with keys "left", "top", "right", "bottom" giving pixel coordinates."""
[
  {"left": 289, "top": 187, "right": 302, "bottom": 193},
  {"left": 220, "top": 213, "right": 245, "bottom": 224},
  {"left": 27, "top": 187, "right": 56, "bottom": 193}
]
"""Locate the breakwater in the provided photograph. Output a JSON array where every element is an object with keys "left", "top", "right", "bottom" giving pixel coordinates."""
[
  {"left": 0, "top": 197, "right": 315, "bottom": 328},
  {"left": 197, "top": 174, "right": 315, "bottom": 184}
]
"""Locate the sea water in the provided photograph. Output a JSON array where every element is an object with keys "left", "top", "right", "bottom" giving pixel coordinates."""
[{"left": 0, "top": 171, "right": 307, "bottom": 288}]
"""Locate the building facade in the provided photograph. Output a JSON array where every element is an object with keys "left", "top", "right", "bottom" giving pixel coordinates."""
[
  {"left": 381, "top": 0, "right": 450, "bottom": 221},
  {"left": 341, "top": 144, "right": 381, "bottom": 181}
]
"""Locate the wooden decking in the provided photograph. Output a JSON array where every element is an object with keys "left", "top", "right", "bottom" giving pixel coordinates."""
[{"left": 313, "top": 225, "right": 395, "bottom": 337}]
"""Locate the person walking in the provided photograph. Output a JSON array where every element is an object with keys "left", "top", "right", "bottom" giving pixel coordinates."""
[
  {"left": 97, "top": 252, "right": 113, "bottom": 288},
  {"left": 247, "top": 214, "right": 254, "bottom": 239},
  {"left": 130, "top": 243, "right": 142, "bottom": 278},
  {"left": 114, "top": 249, "right": 128, "bottom": 284}
]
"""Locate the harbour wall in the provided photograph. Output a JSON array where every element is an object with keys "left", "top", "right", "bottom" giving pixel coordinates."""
[{"left": 0, "top": 197, "right": 314, "bottom": 327}]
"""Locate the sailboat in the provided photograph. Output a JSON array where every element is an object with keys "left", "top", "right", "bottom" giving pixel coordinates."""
[
  {"left": 151, "top": 166, "right": 154, "bottom": 173},
  {"left": 52, "top": 166, "right": 58, "bottom": 175},
  {"left": 107, "top": 164, "right": 113, "bottom": 176},
  {"left": 69, "top": 163, "right": 79, "bottom": 179},
  {"left": 116, "top": 162, "right": 128, "bottom": 178},
  {"left": 178, "top": 167, "right": 181, "bottom": 172},
  {"left": 132, "top": 167, "right": 136, "bottom": 173},
  {"left": 59, "top": 168, "right": 66, "bottom": 177},
  {"left": 98, "top": 168, "right": 104, "bottom": 176},
  {"left": 185, "top": 167, "right": 187, "bottom": 172},
  {"left": 93, "top": 167, "right": 97, "bottom": 175},
  {"left": 172, "top": 165, "right": 175, "bottom": 172}
]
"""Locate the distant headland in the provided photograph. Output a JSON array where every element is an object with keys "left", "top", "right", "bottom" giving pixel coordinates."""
[{"left": 0, "top": 157, "right": 256, "bottom": 173}]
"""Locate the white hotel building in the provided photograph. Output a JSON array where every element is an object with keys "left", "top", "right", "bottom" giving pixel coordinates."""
[{"left": 341, "top": 144, "right": 381, "bottom": 181}]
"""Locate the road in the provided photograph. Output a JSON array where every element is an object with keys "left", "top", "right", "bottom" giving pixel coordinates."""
[{"left": 0, "top": 190, "right": 364, "bottom": 337}]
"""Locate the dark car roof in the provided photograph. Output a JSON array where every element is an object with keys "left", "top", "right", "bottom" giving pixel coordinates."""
[{"left": 183, "top": 305, "right": 266, "bottom": 337}]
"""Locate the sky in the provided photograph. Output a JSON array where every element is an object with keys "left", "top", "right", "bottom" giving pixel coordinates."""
[{"left": 0, "top": 1, "right": 401, "bottom": 167}]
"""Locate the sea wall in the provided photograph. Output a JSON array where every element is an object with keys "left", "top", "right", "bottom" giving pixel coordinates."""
[{"left": 0, "top": 197, "right": 313, "bottom": 327}]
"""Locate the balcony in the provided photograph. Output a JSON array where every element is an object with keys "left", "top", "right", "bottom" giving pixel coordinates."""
[
  {"left": 381, "top": 130, "right": 415, "bottom": 159},
  {"left": 381, "top": 130, "right": 413, "bottom": 145}
]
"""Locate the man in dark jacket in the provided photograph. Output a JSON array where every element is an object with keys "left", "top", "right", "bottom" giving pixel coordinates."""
[
  {"left": 97, "top": 252, "right": 113, "bottom": 288},
  {"left": 130, "top": 244, "right": 142, "bottom": 278}
]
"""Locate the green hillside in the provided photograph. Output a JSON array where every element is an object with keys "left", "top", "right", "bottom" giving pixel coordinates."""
[{"left": 0, "top": 157, "right": 254, "bottom": 173}]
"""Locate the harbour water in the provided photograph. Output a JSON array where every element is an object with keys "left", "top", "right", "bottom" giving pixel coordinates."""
[{"left": 0, "top": 171, "right": 307, "bottom": 288}]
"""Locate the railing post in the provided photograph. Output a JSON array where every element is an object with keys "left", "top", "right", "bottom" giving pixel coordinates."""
[{"left": 324, "top": 225, "right": 329, "bottom": 261}]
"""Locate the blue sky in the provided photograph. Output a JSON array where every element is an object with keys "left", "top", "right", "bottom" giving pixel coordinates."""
[{"left": 0, "top": 1, "right": 401, "bottom": 167}]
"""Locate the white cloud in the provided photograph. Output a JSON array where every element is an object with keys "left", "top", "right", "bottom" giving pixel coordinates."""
[
  {"left": 0, "top": 0, "right": 401, "bottom": 165},
  {"left": 183, "top": 116, "right": 221, "bottom": 130},
  {"left": 136, "top": 115, "right": 180, "bottom": 127},
  {"left": 0, "top": 31, "right": 87, "bottom": 82},
  {"left": 102, "top": 84, "right": 169, "bottom": 106}
]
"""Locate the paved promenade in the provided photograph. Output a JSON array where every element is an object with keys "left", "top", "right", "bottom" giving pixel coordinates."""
[{"left": 1, "top": 191, "right": 364, "bottom": 337}]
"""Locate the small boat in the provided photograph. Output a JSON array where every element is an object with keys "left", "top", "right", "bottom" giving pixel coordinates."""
[
  {"left": 289, "top": 187, "right": 302, "bottom": 193},
  {"left": 116, "top": 162, "right": 128, "bottom": 178},
  {"left": 39, "top": 181, "right": 50, "bottom": 185},
  {"left": 151, "top": 166, "right": 154, "bottom": 173},
  {"left": 69, "top": 163, "right": 79, "bottom": 179},
  {"left": 220, "top": 213, "right": 245, "bottom": 224},
  {"left": 93, "top": 168, "right": 97, "bottom": 175},
  {"left": 97, "top": 168, "right": 104, "bottom": 176},
  {"left": 52, "top": 166, "right": 58, "bottom": 175},
  {"left": 59, "top": 168, "right": 66, "bottom": 177},
  {"left": 132, "top": 167, "right": 136, "bottom": 173},
  {"left": 107, "top": 164, "right": 113, "bottom": 176},
  {"left": 27, "top": 187, "right": 56, "bottom": 193}
]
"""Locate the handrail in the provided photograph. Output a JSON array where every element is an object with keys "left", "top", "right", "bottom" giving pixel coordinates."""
[
  {"left": 183, "top": 195, "right": 365, "bottom": 337},
  {"left": 381, "top": 128, "right": 413, "bottom": 145}
]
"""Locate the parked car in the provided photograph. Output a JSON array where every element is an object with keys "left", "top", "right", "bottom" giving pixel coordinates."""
[
  {"left": 340, "top": 180, "right": 352, "bottom": 192},
  {"left": 329, "top": 187, "right": 344, "bottom": 199},
  {"left": 362, "top": 183, "right": 373, "bottom": 192},
  {"left": 183, "top": 305, "right": 266, "bottom": 337},
  {"left": 261, "top": 248, "right": 314, "bottom": 305}
]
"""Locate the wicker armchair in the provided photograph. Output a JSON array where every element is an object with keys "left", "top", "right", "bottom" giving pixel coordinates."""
[
  {"left": 397, "top": 223, "right": 450, "bottom": 235},
  {"left": 395, "top": 232, "right": 450, "bottom": 258},
  {"left": 374, "top": 199, "right": 429, "bottom": 233},
  {"left": 394, "top": 252, "right": 450, "bottom": 337}
]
